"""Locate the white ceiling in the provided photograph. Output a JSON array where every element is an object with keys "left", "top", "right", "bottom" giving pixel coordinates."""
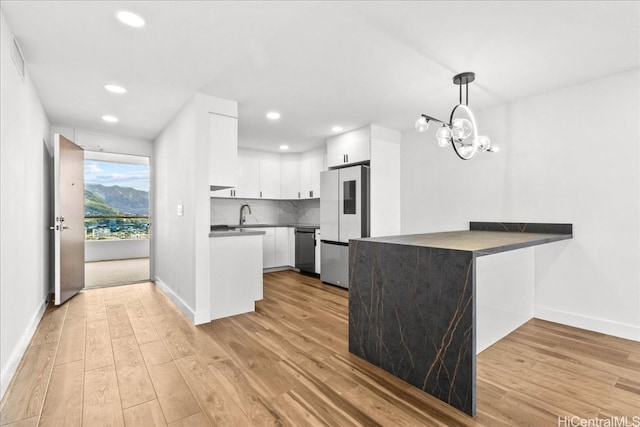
[{"left": 2, "top": 1, "right": 639, "bottom": 153}]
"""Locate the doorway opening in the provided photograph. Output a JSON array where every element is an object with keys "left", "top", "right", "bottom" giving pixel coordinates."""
[{"left": 83, "top": 152, "right": 150, "bottom": 288}]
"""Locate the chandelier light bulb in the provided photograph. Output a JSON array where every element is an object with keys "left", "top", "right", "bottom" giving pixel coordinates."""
[
  {"left": 415, "top": 116, "right": 429, "bottom": 132},
  {"left": 436, "top": 126, "right": 452, "bottom": 147},
  {"left": 474, "top": 135, "right": 491, "bottom": 150},
  {"left": 452, "top": 118, "right": 473, "bottom": 140}
]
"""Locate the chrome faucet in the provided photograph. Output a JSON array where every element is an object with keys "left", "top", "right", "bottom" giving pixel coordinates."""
[{"left": 239, "top": 203, "right": 252, "bottom": 225}]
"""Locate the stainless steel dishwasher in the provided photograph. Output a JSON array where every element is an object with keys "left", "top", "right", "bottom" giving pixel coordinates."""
[{"left": 295, "top": 227, "right": 316, "bottom": 274}]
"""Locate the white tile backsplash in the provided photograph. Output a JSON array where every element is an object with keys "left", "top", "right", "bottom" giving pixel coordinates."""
[{"left": 211, "top": 197, "right": 319, "bottom": 226}]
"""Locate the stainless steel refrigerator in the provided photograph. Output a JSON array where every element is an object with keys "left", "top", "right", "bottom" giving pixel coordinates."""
[{"left": 320, "top": 165, "right": 369, "bottom": 288}]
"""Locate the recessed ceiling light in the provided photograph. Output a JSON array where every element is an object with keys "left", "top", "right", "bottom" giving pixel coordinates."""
[
  {"left": 266, "top": 111, "right": 281, "bottom": 120},
  {"left": 332, "top": 126, "right": 343, "bottom": 132},
  {"left": 279, "top": 145, "right": 289, "bottom": 150},
  {"left": 104, "top": 84, "right": 127, "bottom": 94},
  {"left": 116, "top": 10, "right": 145, "bottom": 28},
  {"left": 102, "top": 115, "right": 119, "bottom": 123}
]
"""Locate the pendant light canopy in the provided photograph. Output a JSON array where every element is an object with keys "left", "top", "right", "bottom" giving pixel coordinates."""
[{"left": 415, "top": 72, "right": 497, "bottom": 160}]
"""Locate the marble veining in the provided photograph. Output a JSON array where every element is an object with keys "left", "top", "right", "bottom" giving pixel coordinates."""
[
  {"left": 348, "top": 222, "right": 572, "bottom": 416},
  {"left": 349, "top": 241, "right": 476, "bottom": 415}
]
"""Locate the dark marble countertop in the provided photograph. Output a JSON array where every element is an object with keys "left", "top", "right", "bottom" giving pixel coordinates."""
[{"left": 354, "top": 230, "right": 572, "bottom": 256}]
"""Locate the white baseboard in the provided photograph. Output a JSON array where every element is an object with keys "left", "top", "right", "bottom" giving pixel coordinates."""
[
  {"left": 534, "top": 306, "right": 640, "bottom": 342},
  {"left": 154, "top": 276, "right": 194, "bottom": 323},
  {"left": 154, "top": 276, "right": 209, "bottom": 325},
  {"left": 0, "top": 298, "right": 48, "bottom": 400}
]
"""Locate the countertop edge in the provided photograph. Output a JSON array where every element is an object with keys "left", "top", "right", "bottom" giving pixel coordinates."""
[
  {"left": 209, "top": 230, "right": 266, "bottom": 238},
  {"left": 473, "top": 233, "right": 572, "bottom": 256}
]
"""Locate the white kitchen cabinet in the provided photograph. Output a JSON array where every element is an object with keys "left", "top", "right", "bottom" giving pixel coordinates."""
[
  {"left": 275, "top": 227, "right": 291, "bottom": 267},
  {"left": 209, "top": 234, "right": 262, "bottom": 320},
  {"left": 314, "top": 229, "right": 321, "bottom": 274},
  {"left": 259, "top": 155, "right": 281, "bottom": 199},
  {"left": 280, "top": 155, "right": 300, "bottom": 199},
  {"left": 253, "top": 227, "right": 276, "bottom": 269},
  {"left": 236, "top": 152, "right": 260, "bottom": 199},
  {"left": 288, "top": 227, "right": 295, "bottom": 266},
  {"left": 212, "top": 148, "right": 325, "bottom": 200},
  {"left": 327, "top": 126, "right": 370, "bottom": 168},
  {"left": 299, "top": 148, "right": 325, "bottom": 199},
  {"left": 209, "top": 113, "right": 238, "bottom": 188}
]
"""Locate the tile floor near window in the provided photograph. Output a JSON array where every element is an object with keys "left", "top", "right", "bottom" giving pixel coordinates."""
[{"left": 0, "top": 271, "right": 638, "bottom": 426}]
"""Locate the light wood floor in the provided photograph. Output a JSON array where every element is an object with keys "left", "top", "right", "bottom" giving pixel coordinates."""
[{"left": 1, "top": 271, "right": 638, "bottom": 426}]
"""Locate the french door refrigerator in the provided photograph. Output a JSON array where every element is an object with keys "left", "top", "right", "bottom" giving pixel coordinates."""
[{"left": 320, "top": 165, "right": 369, "bottom": 288}]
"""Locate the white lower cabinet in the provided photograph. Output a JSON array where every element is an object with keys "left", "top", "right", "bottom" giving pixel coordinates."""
[
  {"left": 255, "top": 227, "right": 296, "bottom": 270},
  {"left": 314, "top": 229, "right": 321, "bottom": 274},
  {"left": 254, "top": 227, "right": 297, "bottom": 269},
  {"left": 275, "top": 227, "right": 291, "bottom": 267},
  {"left": 210, "top": 234, "right": 263, "bottom": 321},
  {"left": 253, "top": 228, "right": 276, "bottom": 269}
]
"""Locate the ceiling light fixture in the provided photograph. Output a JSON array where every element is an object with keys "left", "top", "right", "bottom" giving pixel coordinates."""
[
  {"left": 279, "top": 144, "right": 289, "bottom": 150},
  {"left": 331, "top": 126, "right": 343, "bottom": 132},
  {"left": 266, "top": 111, "right": 281, "bottom": 120},
  {"left": 116, "top": 10, "right": 145, "bottom": 28},
  {"left": 102, "top": 115, "right": 119, "bottom": 123},
  {"left": 104, "top": 84, "right": 127, "bottom": 94},
  {"left": 415, "top": 72, "right": 496, "bottom": 160}
]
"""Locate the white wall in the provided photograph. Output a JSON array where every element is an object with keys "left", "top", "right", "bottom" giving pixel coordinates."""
[
  {"left": 401, "top": 69, "right": 640, "bottom": 341},
  {"left": 154, "top": 94, "right": 237, "bottom": 324},
  {"left": 370, "top": 132, "right": 401, "bottom": 237},
  {"left": 0, "top": 11, "right": 51, "bottom": 398}
]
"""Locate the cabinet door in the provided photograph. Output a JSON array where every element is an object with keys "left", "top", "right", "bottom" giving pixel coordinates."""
[
  {"left": 299, "top": 157, "right": 312, "bottom": 199},
  {"left": 288, "top": 228, "right": 295, "bottom": 266},
  {"left": 254, "top": 228, "right": 276, "bottom": 269},
  {"left": 209, "top": 114, "right": 237, "bottom": 187},
  {"left": 314, "top": 230, "right": 321, "bottom": 274},
  {"left": 345, "top": 139, "right": 370, "bottom": 165},
  {"left": 326, "top": 137, "right": 347, "bottom": 168},
  {"left": 210, "top": 188, "right": 236, "bottom": 198},
  {"left": 236, "top": 151, "right": 260, "bottom": 199},
  {"left": 274, "top": 227, "right": 290, "bottom": 267},
  {"left": 280, "top": 155, "right": 300, "bottom": 199},
  {"left": 327, "top": 128, "right": 370, "bottom": 167},
  {"left": 309, "top": 151, "right": 324, "bottom": 198},
  {"left": 259, "top": 156, "right": 281, "bottom": 199}
]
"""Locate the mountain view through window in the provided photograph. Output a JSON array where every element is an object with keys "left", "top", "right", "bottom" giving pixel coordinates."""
[{"left": 84, "top": 160, "right": 149, "bottom": 240}]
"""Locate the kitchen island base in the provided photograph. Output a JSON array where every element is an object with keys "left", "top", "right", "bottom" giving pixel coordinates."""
[{"left": 348, "top": 222, "right": 572, "bottom": 416}]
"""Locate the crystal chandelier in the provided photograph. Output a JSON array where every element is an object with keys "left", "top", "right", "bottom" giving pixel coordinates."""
[{"left": 415, "top": 72, "right": 497, "bottom": 160}]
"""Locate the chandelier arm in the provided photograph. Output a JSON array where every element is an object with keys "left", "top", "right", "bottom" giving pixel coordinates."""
[{"left": 420, "top": 114, "right": 450, "bottom": 126}]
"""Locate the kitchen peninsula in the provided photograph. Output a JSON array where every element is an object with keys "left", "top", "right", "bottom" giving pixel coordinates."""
[
  {"left": 209, "top": 228, "right": 265, "bottom": 320},
  {"left": 348, "top": 222, "right": 572, "bottom": 416}
]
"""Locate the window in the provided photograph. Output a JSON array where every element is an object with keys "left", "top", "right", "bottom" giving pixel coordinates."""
[{"left": 84, "top": 159, "right": 149, "bottom": 240}]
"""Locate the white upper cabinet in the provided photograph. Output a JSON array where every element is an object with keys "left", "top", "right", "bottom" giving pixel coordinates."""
[
  {"left": 299, "top": 148, "right": 325, "bottom": 199},
  {"left": 212, "top": 147, "right": 326, "bottom": 200},
  {"left": 327, "top": 126, "right": 371, "bottom": 168},
  {"left": 209, "top": 113, "right": 238, "bottom": 188},
  {"left": 280, "top": 154, "right": 300, "bottom": 199},
  {"left": 259, "top": 154, "right": 281, "bottom": 199},
  {"left": 236, "top": 151, "right": 260, "bottom": 199}
]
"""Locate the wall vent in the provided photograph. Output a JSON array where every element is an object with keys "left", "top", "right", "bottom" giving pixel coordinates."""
[{"left": 11, "top": 38, "right": 25, "bottom": 81}]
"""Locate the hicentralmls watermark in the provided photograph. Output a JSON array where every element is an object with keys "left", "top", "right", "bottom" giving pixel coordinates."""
[{"left": 558, "top": 416, "right": 640, "bottom": 427}]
